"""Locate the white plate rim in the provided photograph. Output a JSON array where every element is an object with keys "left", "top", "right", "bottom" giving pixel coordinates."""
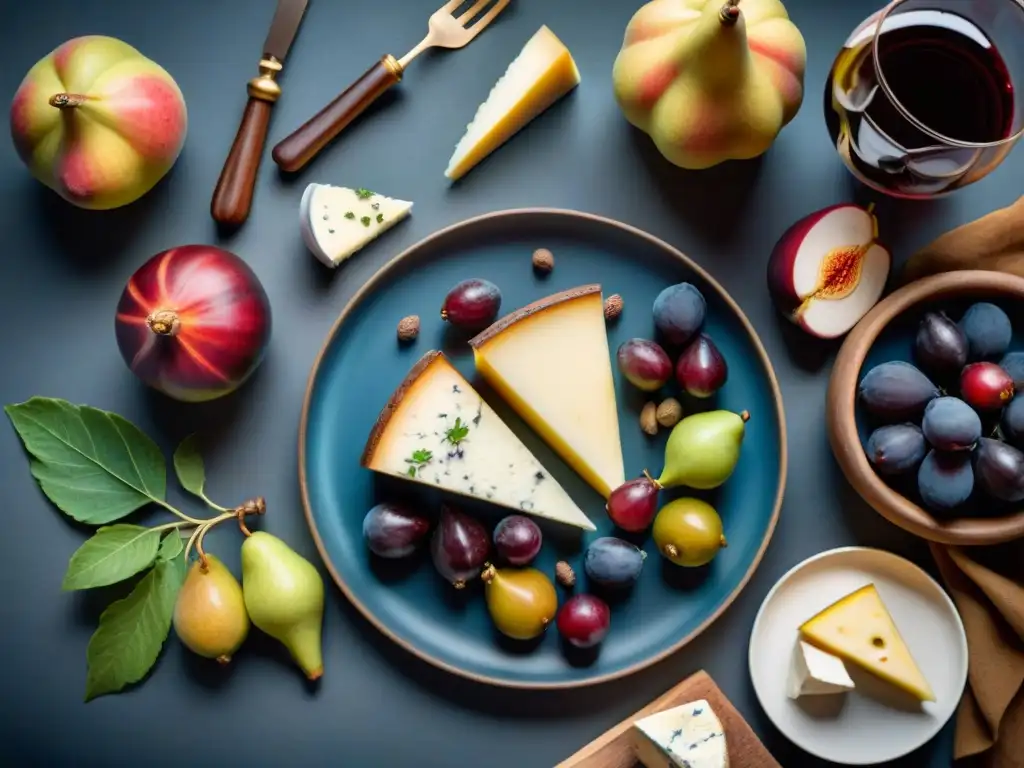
[{"left": 747, "top": 546, "right": 969, "bottom": 765}]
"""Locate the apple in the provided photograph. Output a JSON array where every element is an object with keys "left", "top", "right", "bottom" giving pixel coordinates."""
[
  {"left": 767, "top": 204, "right": 891, "bottom": 339},
  {"left": 10, "top": 35, "right": 187, "bottom": 210}
]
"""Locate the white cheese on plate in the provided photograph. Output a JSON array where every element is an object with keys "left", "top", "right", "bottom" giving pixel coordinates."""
[
  {"left": 787, "top": 639, "right": 855, "bottom": 698},
  {"left": 300, "top": 183, "right": 412, "bottom": 267},
  {"left": 631, "top": 699, "right": 729, "bottom": 768}
]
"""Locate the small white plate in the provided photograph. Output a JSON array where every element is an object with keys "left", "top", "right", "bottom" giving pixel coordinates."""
[{"left": 748, "top": 547, "right": 968, "bottom": 765}]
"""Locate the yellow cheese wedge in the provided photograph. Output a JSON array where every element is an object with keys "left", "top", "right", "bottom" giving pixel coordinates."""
[
  {"left": 799, "top": 584, "right": 935, "bottom": 702},
  {"left": 445, "top": 25, "right": 580, "bottom": 181},
  {"left": 469, "top": 285, "right": 625, "bottom": 499}
]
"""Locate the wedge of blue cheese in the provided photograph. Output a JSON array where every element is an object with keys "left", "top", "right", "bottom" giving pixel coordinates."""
[
  {"left": 300, "top": 183, "right": 412, "bottom": 268},
  {"left": 787, "top": 640, "right": 855, "bottom": 698},
  {"left": 631, "top": 700, "right": 729, "bottom": 768},
  {"left": 361, "top": 350, "right": 596, "bottom": 531}
]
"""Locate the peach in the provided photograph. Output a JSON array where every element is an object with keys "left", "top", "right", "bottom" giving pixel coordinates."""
[{"left": 10, "top": 35, "right": 187, "bottom": 210}]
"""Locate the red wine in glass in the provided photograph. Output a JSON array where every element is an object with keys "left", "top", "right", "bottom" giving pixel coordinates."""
[{"left": 826, "top": 0, "right": 1024, "bottom": 198}]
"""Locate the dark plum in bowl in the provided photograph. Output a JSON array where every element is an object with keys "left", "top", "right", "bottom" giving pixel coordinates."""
[{"left": 828, "top": 271, "right": 1024, "bottom": 546}]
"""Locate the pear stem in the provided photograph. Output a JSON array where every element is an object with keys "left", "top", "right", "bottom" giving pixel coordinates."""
[
  {"left": 195, "top": 524, "right": 212, "bottom": 570},
  {"left": 235, "top": 496, "right": 265, "bottom": 537},
  {"left": 642, "top": 468, "right": 664, "bottom": 490},
  {"left": 740, "top": 410, "right": 751, "bottom": 423},
  {"left": 49, "top": 93, "right": 89, "bottom": 108},
  {"left": 719, "top": 0, "right": 742, "bottom": 25}
]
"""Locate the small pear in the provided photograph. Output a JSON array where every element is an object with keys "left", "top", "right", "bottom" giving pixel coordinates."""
[
  {"left": 656, "top": 409, "right": 750, "bottom": 490},
  {"left": 241, "top": 531, "right": 325, "bottom": 680},
  {"left": 173, "top": 554, "right": 249, "bottom": 663},
  {"left": 480, "top": 563, "right": 557, "bottom": 641}
]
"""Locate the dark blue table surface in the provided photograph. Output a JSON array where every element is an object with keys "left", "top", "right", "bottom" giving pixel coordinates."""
[{"left": 1, "top": 1, "right": 1018, "bottom": 766}]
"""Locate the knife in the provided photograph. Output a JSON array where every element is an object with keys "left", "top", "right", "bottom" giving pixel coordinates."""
[{"left": 211, "top": 0, "right": 309, "bottom": 227}]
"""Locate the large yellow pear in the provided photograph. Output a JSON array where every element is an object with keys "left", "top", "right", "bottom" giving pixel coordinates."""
[{"left": 613, "top": 0, "right": 806, "bottom": 170}]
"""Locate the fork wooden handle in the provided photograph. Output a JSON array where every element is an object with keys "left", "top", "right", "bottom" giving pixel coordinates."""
[
  {"left": 272, "top": 55, "right": 403, "bottom": 173},
  {"left": 211, "top": 98, "right": 273, "bottom": 227}
]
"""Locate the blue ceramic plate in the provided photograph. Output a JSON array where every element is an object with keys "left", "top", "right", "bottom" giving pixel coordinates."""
[{"left": 299, "top": 209, "right": 786, "bottom": 688}]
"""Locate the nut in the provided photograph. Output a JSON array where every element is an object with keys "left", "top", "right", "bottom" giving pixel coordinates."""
[
  {"left": 656, "top": 398, "right": 683, "bottom": 427},
  {"left": 532, "top": 248, "right": 555, "bottom": 273},
  {"left": 555, "top": 560, "right": 575, "bottom": 588},
  {"left": 604, "top": 294, "right": 623, "bottom": 321},
  {"left": 396, "top": 315, "right": 420, "bottom": 342},
  {"left": 640, "top": 402, "right": 659, "bottom": 435}
]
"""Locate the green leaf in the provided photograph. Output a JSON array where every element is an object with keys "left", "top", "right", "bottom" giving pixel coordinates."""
[
  {"left": 5, "top": 398, "right": 166, "bottom": 525},
  {"left": 61, "top": 525, "right": 161, "bottom": 591},
  {"left": 157, "top": 530, "right": 183, "bottom": 562},
  {"left": 172, "top": 434, "right": 206, "bottom": 498},
  {"left": 84, "top": 553, "right": 185, "bottom": 701}
]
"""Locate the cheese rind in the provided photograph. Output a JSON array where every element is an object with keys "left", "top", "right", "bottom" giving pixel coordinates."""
[
  {"left": 361, "top": 351, "right": 596, "bottom": 531},
  {"left": 631, "top": 699, "right": 730, "bottom": 768},
  {"left": 787, "top": 640, "right": 855, "bottom": 698},
  {"left": 799, "top": 583, "right": 936, "bottom": 702},
  {"left": 470, "top": 285, "right": 625, "bottom": 499},
  {"left": 445, "top": 25, "right": 581, "bottom": 181},
  {"left": 300, "top": 183, "right": 412, "bottom": 267}
]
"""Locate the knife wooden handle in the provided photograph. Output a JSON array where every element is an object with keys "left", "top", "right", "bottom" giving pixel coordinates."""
[
  {"left": 272, "top": 55, "right": 402, "bottom": 173},
  {"left": 211, "top": 98, "right": 274, "bottom": 227}
]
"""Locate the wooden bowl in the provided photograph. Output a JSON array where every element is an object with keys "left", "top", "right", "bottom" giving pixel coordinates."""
[{"left": 827, "top": 270, "right": 1024, "bottom": 546}]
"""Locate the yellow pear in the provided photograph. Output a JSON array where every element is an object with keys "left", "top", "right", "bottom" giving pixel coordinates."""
[{"left": 173, "top": 555, "right": 249, "bottom": 664}]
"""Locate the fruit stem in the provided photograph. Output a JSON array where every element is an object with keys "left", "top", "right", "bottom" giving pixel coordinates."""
[
  {"left": 154, "top": 498, "right": 207, "bottom": 526},
  {"left": 719, "top": 0, "right": 741, "bottom": 25},
  {"left": 235, "top": 496, "right": 266, "bottom": 537},
  {"left": 720, "top": 535, "right": 729, "bottom": 548},
  {"left": 664, "top": 544, "right": 679, "bottom": 558},
  {"left": 480, "top": 563, "right": 496, "bottom": 584},
  {"left": 642, "top": 469, "right": 664, "bottom": 491},
  {"left": 49, "top": 93, "right": 89, "bottom": 109},
  {"left": 147, "top": 309, "right": 181, "bottom": 337},
  {"left": 740, "top": 410, "right": 750, "bottom": 423},
  {"left": 194, "top": 524, "right": 213, "bottom": 571}
]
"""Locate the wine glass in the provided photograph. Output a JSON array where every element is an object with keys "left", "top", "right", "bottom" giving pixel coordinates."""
[{"left": 825, "top": 0, "right": 1024, "bottom": 198}]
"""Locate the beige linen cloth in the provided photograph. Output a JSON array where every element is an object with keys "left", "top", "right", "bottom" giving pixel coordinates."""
[{"left": 902, "top": 196, "right": 1024, "bottom": 765}]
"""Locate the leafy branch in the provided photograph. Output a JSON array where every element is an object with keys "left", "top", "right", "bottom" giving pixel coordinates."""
[{"left": 4, "top": 397, "right": 265, "bottom": 701}]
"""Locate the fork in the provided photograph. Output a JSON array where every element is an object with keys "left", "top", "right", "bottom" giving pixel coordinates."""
[{"left": 272, "top": 0, "right": 511, "bottom": 172}]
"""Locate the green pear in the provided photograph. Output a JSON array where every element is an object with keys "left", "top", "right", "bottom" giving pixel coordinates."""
[
  {"left": 656, "top": 410, "right": 749, "bottom": 490},
  {"left": 241, "top": 531, "right": 325, "bottom": 680}
]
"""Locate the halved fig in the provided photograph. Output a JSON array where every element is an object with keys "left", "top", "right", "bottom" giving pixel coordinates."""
[{"left": 767, "top": 204, "right": 891, "bottom": 339}]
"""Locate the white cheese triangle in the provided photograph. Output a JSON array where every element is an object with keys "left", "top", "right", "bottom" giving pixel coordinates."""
[
  {"left": 445, "top": 25, "right": 580, "bottom": 181},
  {"left": 787, "top": 640, "right": 855, "bottom": 698},
  {"left": 362, "top": 351, "right": 596, "bottom": 531},
  {"left": 300, "top": 183, "right": 412, "bottom": 267},
  {"left": 631, "top": 700, "right": 730, "bottom": 768}
]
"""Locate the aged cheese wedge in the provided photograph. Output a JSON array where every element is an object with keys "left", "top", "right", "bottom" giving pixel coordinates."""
[
  {"left": 361, "top": 350, "right": 595, "bottom": 531},
  {"left": 631, "top": 699, "right": 729, "bottom": 768},
  {"left": 469, "top": 285, "right": 625, "bottom": 498},
  {"left": 787, "top": 640, "right": 855, "bottom": 698},
  {"left": 799, "top": 583, "right": 935, "bottom": 702},
  {"left": 445, "top": 25, "right": 581, "bottom": 181},
  {"left": 300, "top": 183, "right": 412, "bottom": 267}
]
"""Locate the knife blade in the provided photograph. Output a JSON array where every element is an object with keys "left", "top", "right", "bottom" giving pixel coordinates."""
[{"left": 210, "top": 0, "right": 310, "bottom": 228}]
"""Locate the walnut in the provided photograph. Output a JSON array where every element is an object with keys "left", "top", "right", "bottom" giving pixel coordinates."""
[
  {"left": 555, "top": 560, "right": 575, "bottom": 588},
  {"left": 532, "top": 248, "right": 555, "bottom": 273},
  {"left": 396, "top": 315, "right": 420, "bottom": 342},
  {"left": 604, "top": 294, "right": 623, "bottom": 321},
  {"left": 656, "top": 398, "right": 683, "bottom": 428},
  {"left": 640, "top": 402, "right": 659, "bottom": 436}
]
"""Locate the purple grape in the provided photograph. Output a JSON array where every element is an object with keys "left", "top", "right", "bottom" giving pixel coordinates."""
[
  {"left": 653, "top": 283, "right": 706, "bottom": 347},
  {"left": 959, "top": 302, "right": 1012, "bottom": 360},
  {"left": 914, "top": 312, "right": 968, "bottom": 378},
  {"left": 584, "top": 537, "right": 645, "bottom": 588},
  {"left": 865, "top": 424, "right": 926, "bottom": 475},
  {"left": 440, "top": 279, "right": 502, "bottom": 330},
  {"left": 858, "top": 361, "right": 939, "bottom": 422},
  {"left": 922, "top": 397, "right": 981, "bottom": 452},
  {"left": 493, "top": 515, "right": 542, "bottom": 566},
  {"left": 606, "top": 476, "right": 660, "bottom": 532},
  {"left": 973, "top": 438, "right": 1024, "bottom": 503},
  {"left": 557, "top": 594, "right": 611, "bottom": 648},
  {"left": 675, "top": 334, "right": 728, "bottom": 398},
  {"left": 362, "top": 503, "right": 431, "bottom": 559},
  {"left": 918, "top": 450, "right": 974, "bottom": 512},
  {"left": 431, "top": 506, "right": 490, "bottom": 588},
  {"left": 1002, "top": 395, "right": 1024, "bottom": 449},
  {"left": 617, "top": 339, "right": 672, "bottom": 391}
]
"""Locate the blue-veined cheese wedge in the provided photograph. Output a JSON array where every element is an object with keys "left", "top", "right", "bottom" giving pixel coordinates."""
[
  {"left": 361, "top": 350, "right": 596, "bottom": 531},
  {"left": 300, "top": 183, "right": 412, "bottom": 268},
  {"left": 631, "top": 699, "right": 729, "bottom": 768}
]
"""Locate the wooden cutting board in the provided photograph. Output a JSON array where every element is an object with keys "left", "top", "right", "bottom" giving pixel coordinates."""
[{"left": 557, "top": 670, "right": 781, "bottom": 768}]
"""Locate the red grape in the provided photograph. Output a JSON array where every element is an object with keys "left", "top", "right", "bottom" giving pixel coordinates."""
[
  {"left": 493, "top": 515, "right": 542, "bottom": 566},
  {"left": 961, "top": 362, "right": 1014, "bottom": 411},
  {"left": 440, "top": 279, "right": 502, "bottom": 330},
  {"left": 362, "top": 503, "right": 430, "bottom": 558},
  {"left": 617, "top": 339, "right": 672, "bottom": 391},
  {"left": 606, "top": 476, "right": 660, "bottom": 532},
  {"left": 557, "top": 594, "right": 611, "bottom": 648},
  {"left": 431, "top": 506, "right": 490, "bottom": 588},
  {"left": 675, "top": 333, "right": 728, "bottom": 398}
]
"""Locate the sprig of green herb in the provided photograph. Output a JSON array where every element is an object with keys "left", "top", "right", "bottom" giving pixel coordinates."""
[
  {"left": 355, "top": 188, "right": 374, "bottom": 199},
  {"left": 404, "top": 448, "right": 433, "bottom": 476},
  {"left": 4, "top": 398, "right": 264, "bottom": 700},
  {"left": 361, "top": 216, "right": 371, "bottom": 227},
  {"left": 344, "top": 211, "right": 355, "bottom": 219},
  {"left": 445, "top": 417, "right": 470, "bottom": 447}
]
